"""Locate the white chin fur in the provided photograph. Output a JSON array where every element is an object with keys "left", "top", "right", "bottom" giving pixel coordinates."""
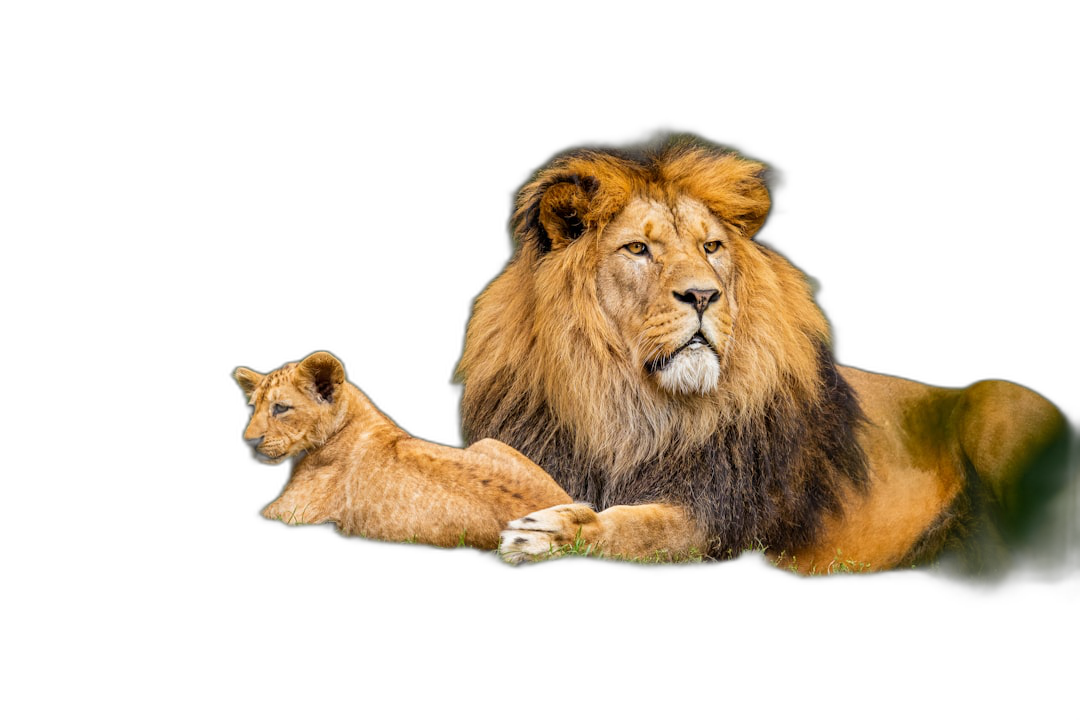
[{"left": 656, "top": 348, "right": 720, "bottom": 395}]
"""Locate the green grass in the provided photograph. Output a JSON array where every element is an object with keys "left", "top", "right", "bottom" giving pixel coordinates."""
[{"left": 503, "top": 532, "right": 873, "bottom": 574}]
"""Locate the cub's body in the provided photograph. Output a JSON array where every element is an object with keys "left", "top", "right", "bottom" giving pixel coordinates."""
[{"left": 235, "top": 352, "right": 571, "bottom": 549}]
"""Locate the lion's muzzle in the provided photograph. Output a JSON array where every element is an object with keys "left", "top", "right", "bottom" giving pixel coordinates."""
[{"left": 673, "top": 287, "right": 721, "bottom": 317}]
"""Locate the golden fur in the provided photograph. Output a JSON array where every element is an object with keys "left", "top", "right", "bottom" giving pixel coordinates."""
[
  {"left": 235, "top": 352, "right": 571, "bottom": 548},
  {"left": 458, "top": 136, "right": 1069, "bottom": 572}
]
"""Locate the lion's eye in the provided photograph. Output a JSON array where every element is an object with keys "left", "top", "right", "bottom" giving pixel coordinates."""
[
  {"left": 623, "top": 242, "right": 649, "bottom": 256},
  {"left": 703, "top": 240, "right": 722, "bottom": 254},
  {"left": 271, "top": 403, "right": 291, "bottom": 416}
]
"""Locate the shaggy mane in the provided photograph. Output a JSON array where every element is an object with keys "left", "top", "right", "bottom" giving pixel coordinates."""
[{"left": 457, "top": 135, "right": 868, "bottom": 555}]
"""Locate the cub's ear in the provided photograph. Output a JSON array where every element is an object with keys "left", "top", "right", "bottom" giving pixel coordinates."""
[
  {"left": 297, "top": 351, "right": 346, "bottom": 404},
  {"left": 234, "top": 367, "right": 264, "bottom": 401},
  {"left": 538, "top": 175, "right": 598, "bottom": 252}
]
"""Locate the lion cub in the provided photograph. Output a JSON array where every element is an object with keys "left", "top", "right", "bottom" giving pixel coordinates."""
[{"left": 234, "top": 351, "right": 572, "bottom": 549}]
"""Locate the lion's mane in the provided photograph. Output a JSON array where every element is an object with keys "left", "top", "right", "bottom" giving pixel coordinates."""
[{"left": 457, "top": 136, "right": 868, "bottom": 555}]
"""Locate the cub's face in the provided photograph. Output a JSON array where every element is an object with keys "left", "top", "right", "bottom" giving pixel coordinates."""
[
  {"left": 234, "top": 353, "right": 346, "bottom": 461},
  {"left": 595, "top": 195, "right": 737, "bottom": 395}
]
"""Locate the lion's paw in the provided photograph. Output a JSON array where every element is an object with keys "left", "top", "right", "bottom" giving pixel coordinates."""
[{"left": 498, "top": 503, "right": 600, "bottom": 564}]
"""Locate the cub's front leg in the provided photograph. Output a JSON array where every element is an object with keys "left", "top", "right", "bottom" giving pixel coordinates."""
[
  {"left": 262, "top": 471, "right": 338, "bottom": 526},
  {"left": 499, "top": 503, "right": 705, "bottom": 563}
]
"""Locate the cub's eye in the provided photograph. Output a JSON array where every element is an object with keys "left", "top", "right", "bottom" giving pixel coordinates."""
[
  {"left": 703, "top": 240, "right": 722, "bottom": 254},
  {"left": 271, "top": 403, "right": 291, "bottom": 416},
  {"left": 623, "top": 241, "right": 649, "bottom": 256}
]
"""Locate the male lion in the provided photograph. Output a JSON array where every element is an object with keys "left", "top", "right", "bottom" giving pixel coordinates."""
[
  {"left": 457, "top": 135, "right": 1070, "bottom": 572},
  {"left": 235, "top": 351, "right": 571, "bottom": 548}
]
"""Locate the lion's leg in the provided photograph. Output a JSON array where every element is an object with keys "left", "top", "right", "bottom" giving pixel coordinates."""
[{"left": 499, "top": 503, "right": 705, "bottom": 564}]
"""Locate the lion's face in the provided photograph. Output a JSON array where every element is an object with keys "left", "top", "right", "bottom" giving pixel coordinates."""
[
  {"left": 234, "top": 353, "right": 346, "bottom": 462},
  {"left": 596, "top": 195, "right": 736, "bottom": 396},
  {"left": 237, "top": 367, "right": 324, "bottom": 461}
]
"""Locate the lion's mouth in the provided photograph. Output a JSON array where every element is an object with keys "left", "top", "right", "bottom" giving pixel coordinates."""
[{"left": 645, "top": 332, "right": 714, "bottom": 374}]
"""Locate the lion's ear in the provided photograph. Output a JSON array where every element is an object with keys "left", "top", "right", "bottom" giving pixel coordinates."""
[
  {"left": 733, "top": 173, "right": 771, "bottom": 238},
  {"left": 234, "top": 367, "right": 264, "bottom": 401},
  {"left": 531, "top": 174, "right": 599, "bottom": 253},
  {"left": 297, "top": 351, "right": 346, "bottom": 404}
]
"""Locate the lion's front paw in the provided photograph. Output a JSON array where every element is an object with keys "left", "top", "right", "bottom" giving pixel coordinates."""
[{"left": 499, "top": 503, "right": 600, "bottom": 564}]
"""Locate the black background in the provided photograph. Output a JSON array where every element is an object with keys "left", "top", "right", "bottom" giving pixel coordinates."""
[{"left": 172, "top": 35, "right": 1075, "bottom": 664}]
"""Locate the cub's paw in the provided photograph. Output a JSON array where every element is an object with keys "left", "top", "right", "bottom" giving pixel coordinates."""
[
  {"left": 261, "top": 501, "right": 314, "bottom": 525},
  {"left": 499, "top": 503, "right": 600, "bottom": 565}
]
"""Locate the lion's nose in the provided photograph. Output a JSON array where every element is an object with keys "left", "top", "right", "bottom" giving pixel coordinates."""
[
  {"left": 673, "top": 288, "right": 720, "bottom": 316},
  {"left": 245, "top": 436, "right": 263, "bottom": 449}
]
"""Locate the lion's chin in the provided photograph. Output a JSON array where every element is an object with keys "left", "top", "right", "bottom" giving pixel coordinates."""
[{"left": 654, "top": 347, "right": 721, "bottom": 395}]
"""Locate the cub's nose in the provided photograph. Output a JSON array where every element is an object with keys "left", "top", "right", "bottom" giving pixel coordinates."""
[
  {"left": 245, "top": 436, "right": 263, "bottom": 450},
  {"left": 673, "top": 287, "right": 720, "bottom": 316}
]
